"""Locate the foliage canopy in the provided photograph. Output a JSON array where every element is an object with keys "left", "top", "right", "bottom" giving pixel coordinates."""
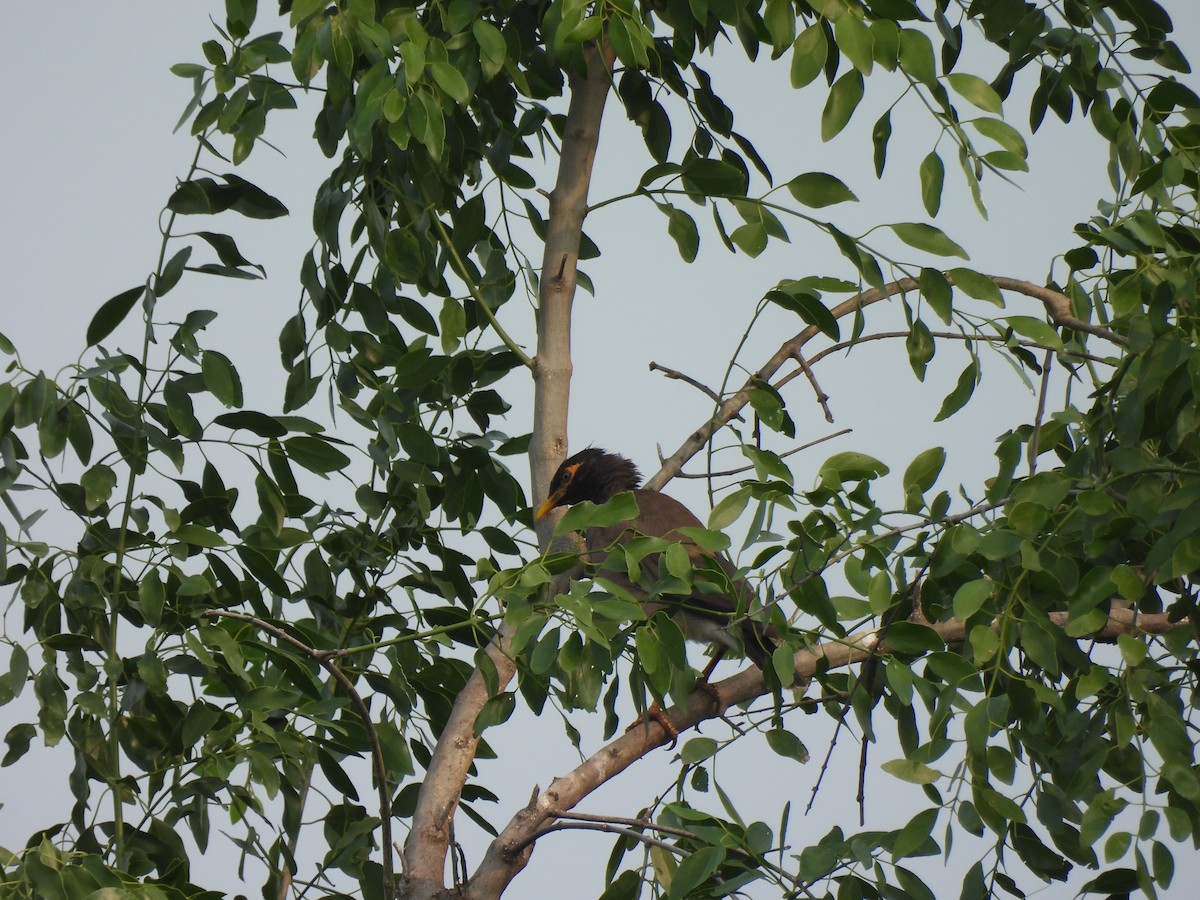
[{"left": 2, "top": 1, "right": 1200, "bottom": 899}]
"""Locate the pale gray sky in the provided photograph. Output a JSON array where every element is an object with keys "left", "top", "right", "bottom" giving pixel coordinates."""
[{"left": 3, "top": 3, "right": 1199, "bottom": 897}]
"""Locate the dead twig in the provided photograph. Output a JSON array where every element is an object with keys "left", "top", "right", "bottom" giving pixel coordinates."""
[
  {"left": 788, "top": 348, "right": 834, "bottom": 423},
  {"left": 672, "top": 429, "right": 851, "bottom": 479}
]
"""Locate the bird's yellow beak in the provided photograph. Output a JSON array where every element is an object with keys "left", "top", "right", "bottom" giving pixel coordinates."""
[{"left": 534, "top": 492, "right": 562, "bottom": 520}]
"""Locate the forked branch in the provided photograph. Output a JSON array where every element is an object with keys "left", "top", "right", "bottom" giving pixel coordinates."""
[{"left": 648, "top": 274, "right": 1126, "bottom": 489}]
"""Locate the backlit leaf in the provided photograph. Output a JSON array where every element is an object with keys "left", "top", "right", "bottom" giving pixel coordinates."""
[
  {"left": 86, "top": 287, "right": 144, "bottom": 346},
  {"left": 787, "top": 172, "right": 858, "bottom": 207},
  {"left": 891, "top": 223, "right": 968, "bottom": 258}
]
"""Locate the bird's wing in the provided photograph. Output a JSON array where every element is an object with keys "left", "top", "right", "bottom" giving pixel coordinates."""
[{"left": 584, "top": 490, "right": 774, "bottom": 666}]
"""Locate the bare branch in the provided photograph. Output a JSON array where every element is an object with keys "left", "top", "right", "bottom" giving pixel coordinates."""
[
  {"left": 786, "top": 330, "right": 1114, "bottom": 382},
  {"left": 649, "top": 360, "right": 743, "bottom": 419},
  {"left": 530, "top": 44, "right": 616, "bottom": 526},
  {"left": 1028, "top": 349, "right": 1054, "bottom": 475},
  {"left": 650, "top": 274, "right": 1127, "bottom": 490},
  {"left": 403, "top": 41, "right": 615, "bottom": 900},
  {"left": 989, "top": 275, "right": 1128, "bottom": 347},
  {"left": 788, "top": 348, "right": 834, "bottom": 423},
  {"left": 672, "top": 429, "right": 851, "bottom": 479},
  {"left": 530, "top": 810, "right": 816, "bottom": 896},
  {"left": 465, "top": 607, "right": 1189, "bottom": 897}
]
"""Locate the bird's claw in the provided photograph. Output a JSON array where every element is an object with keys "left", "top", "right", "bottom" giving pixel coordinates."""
[{"left": 626, "top": 703, "right": 680, "bottom": 748}]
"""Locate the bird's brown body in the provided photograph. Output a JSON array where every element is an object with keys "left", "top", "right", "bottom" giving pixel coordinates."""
[{"left": 536, "top": 448, "right": 775, "bottom": 669}]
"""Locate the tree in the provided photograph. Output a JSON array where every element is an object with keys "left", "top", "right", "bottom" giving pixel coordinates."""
[{"left": 2, "top": 0, "right": 1199, "bottom": 898}]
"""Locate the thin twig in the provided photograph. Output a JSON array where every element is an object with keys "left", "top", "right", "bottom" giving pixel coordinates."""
[
  {"left": 806, "top": 715, "right": 849, "bottom": 815},
  {"left": 649, "top": 361, "right": 744, "bottom": 421},
  {"left": 788, "top": 348, "right": 834, "bottom": 423},
  {"left": 857, "top": 736, "right": 870, "bottom": 827},
  {"left": 531, "top": 810, "right": 817, "bottom": 896},
  {"left": 800, "top": 328, "right": 1113, "bottom": 373},
  {"left": 672, "top": 429, "right": 851, "bottom": 479},
  {"left": 427, "top": 213, "right": 534, "bottom": 368},
  {"left": 202, "top": 609, "right": 394, "bottom": 897},
  {"left": 651, "top": 274, "right": 1126, "bottom": 491},
  {"left": 1028, "top": 349, "right": 1054, "bottom": 476}
]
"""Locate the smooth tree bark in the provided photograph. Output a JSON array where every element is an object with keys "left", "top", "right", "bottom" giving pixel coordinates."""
[{"left": 402, "top": 42, "right": 614, "bottom": 900}]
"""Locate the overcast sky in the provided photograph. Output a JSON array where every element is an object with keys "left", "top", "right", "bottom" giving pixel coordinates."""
[{"left": 3, "top": 3, "right": 1200, "bottom": 897}]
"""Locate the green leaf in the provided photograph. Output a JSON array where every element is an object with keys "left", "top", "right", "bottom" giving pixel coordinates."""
[
  {"left": 730, "top": 223, "right": 767, "bottom": 256},
  {"left": 881, "top": 758, "right": 942, "bottom": 784},
  {"left": 919, "top": 151, "right": 945, "bottom": 216},
  {"left": 140, "top": 571, "right": 165, "bottom": 626},
  {"left": 671, "top": 846, "right": 725, "bottom": 897},
  {"left": 822, "top": 70, "right": 864, "bottom": 141},
  {"left": 173, "top": 524, "right": 227, "bottom": 548},
  {"left": 290, "top": 0, "right": 326, "bottom": 26},
  {"left": 681, "top": 158, "right": 747, "bottom": 196},
  {"left": 1004, "top": 316, "right": 1063, "bottom": 349},
  {"left": 709, "top": 486, "right": 751, "bottom": 530},
  {"left": 953, "top": 580, "right": 994, "bottom": 620},
  {"left": 834, "top": 13, "right": 873, "bottom": 75},
  {"left": 790, "top": 24, "right": 828, "bottom": 89},
  {"left": 214, "top": 410, "right": 289, "bottom": 438},
  {"left": 946, "top": 73, "right": 1003, "bottom": 114},
  {"left": 884, "top": 621, "right": 944, "bottom": 654},
  {"left": 556, "top": 492, "right": 640, "bottom": 537},
  {"left": 659, "top": 204, "right": 699, "bottom": 262},
  {"left": 893, "top": 808, "right": 938, "bottom": 859},
  {"left": 872, "top": 110, "right": 892, "bottom": 177},
  {"left": 473, "top": 20, "right": 506, "bottom": 80},
  {"left": 201, "top": 350, "right": 244, "bottom": 407},
  {"left": 763, "top": 0, "right": 796, "bottom": 54},
  {"left": 766, "top": 728, "right": 809, "bottom": 763},
  {"left": 787, "top": 172, "right": 858, "bottom": 207},
  {"left": 285, "top": 435, "right": 352, "bottom": 474},
  {"left": 906, "top": 318, "right": 935, "bottom": 380},
  {"left": 949, "top": 268, "right": 1003, "bottom": 305},
  {"left": 680, "top": 737, "right": 718, "bottom": 763},
  {"left": 3, "top": 723, "right": 37, "bottom": 767},
  {"left": 195, "top": 231, "right": 265, "bottom": 276},
  {"left": 919, "top": 267, "right": 953, "bottom": 323},
  {"left": 765, "top": 286, "right": 840, "bottom": 339},
  {"left": 935, "top": 358, "right": 979, "bottom": 421},
  {"left": 903, "top": 447, "right": 945, "bottom": 494},
  {"left": 430, "top": 61, "right": 470, "bottom": 105},
  {"left": 898, "top": 29, "right": 936, "bottom": 83},
  {"left": 473, "top": 692, "right": 516, "bottom": 735},
  {"left": 86, "top": 286, "right": 144, "bottom": 346},
  {"left": 156, "top": 246, "right": 193, "bottom": 296},
  {"left": 983, "top": 150, "right": 1029, "bottom": 172},
  {"left": 167, "top": 174, "right": 288, "bottom": 219},
  {"left": 829, "top": 225, "right": 884, "bottom": 288},
  {"left": 891, "top": 223, "right": 968, "bottom": 258},
  {"left": 819, "top": 452, "right": 888, "bottom": 487},
  {"left": 80, "top": 464, "right": 117, "bottom": 511},
  {"left": 970, "top": 117, "right": 1028, "bottom": 156}
]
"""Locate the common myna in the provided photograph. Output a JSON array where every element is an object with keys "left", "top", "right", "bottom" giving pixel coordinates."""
[{"left": 534, "top": 448, "right": 775, "bottom": 673}]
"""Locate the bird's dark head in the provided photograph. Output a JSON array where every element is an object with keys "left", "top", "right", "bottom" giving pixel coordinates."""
[{"left": 534, "top": 448, "right": 642, "bottom": 519}]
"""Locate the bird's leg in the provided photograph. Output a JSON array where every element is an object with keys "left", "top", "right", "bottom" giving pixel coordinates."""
[
  {"left": 626, "top": 652, "right": 730, "bottom": 748},
  {"left": 693, "top": 649, "right": 727, "bottom": 708},
  {"left": 626, "top": 702, "right": 680, "bottom": 747}
]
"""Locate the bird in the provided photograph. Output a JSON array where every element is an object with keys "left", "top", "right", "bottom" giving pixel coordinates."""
[{"left": 534, "top": 448, "right": 776, "bottom": 676}]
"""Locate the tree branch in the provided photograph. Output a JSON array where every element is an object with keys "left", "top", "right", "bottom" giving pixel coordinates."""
[
  {"left": 465, "top": 607, "right": 1188, "bottom": 896},
  {"left": 648, "top": 274, "right": 1127, "bottom": 489},
  {"left": 530, "top": 42, "right": 616, "bottom": 531},
  {"left": 648, "top": 360, "right": 743, "bottom": 421},
  {"left": 401, "top": 41, "right": 614, "bottom": 900}
]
